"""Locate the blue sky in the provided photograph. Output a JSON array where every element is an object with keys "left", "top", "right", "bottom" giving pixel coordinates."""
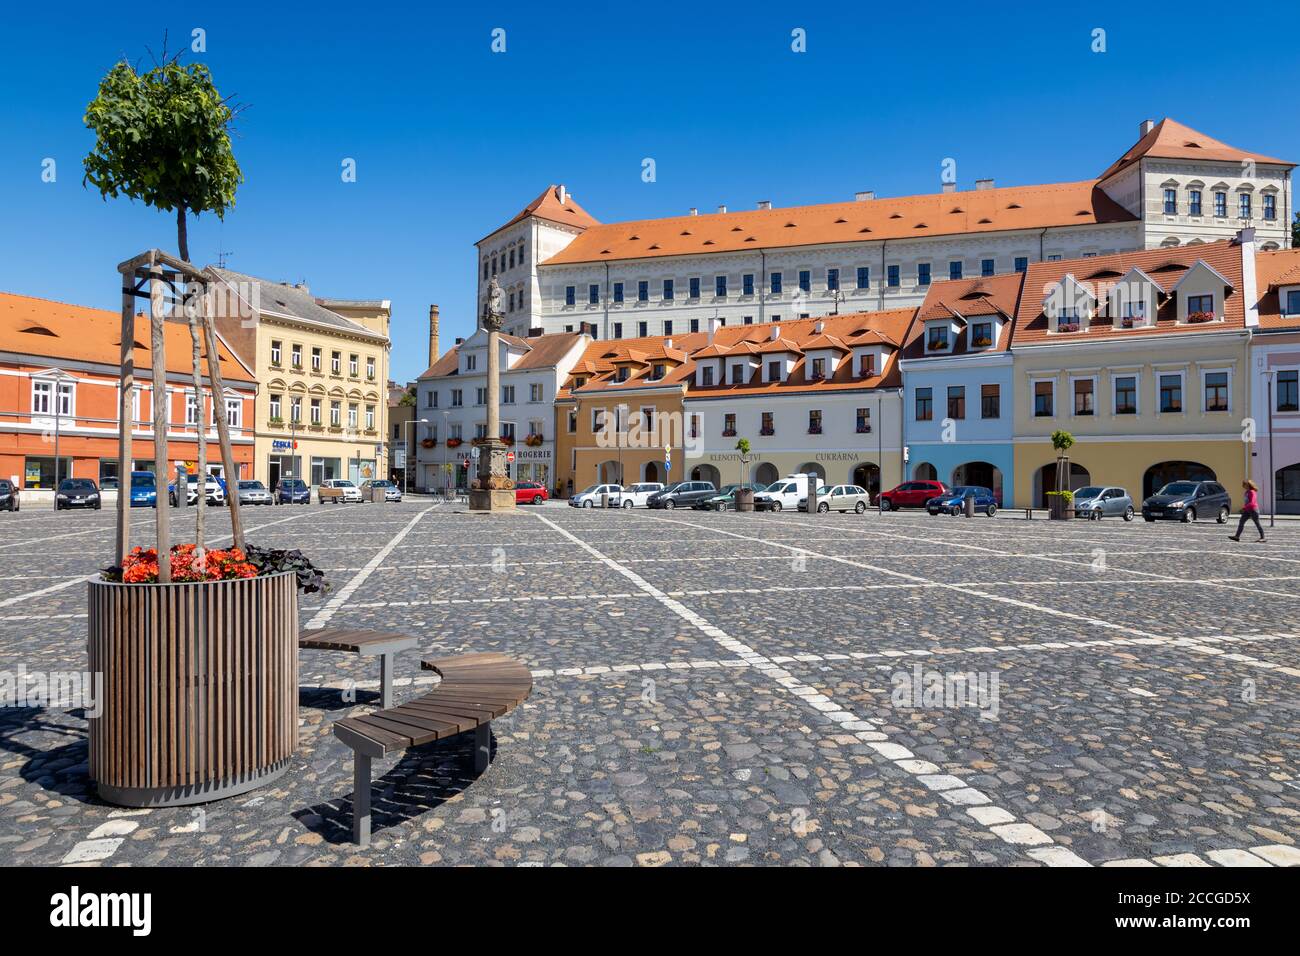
[{"left": 2, "top": 1, "right": 1297, "bottom": 383}]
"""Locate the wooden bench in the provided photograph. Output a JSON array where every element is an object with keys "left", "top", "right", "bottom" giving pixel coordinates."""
[
  {"left": 298, "top": 628, "right": 419, "bottom": 709},
  {"left": 333, "top": 652, "right": 532, "bottom": 845}
]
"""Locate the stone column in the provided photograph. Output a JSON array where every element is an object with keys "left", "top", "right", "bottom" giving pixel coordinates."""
[{"left": 469, "top": 278, "right": 516, "bottom": 511}]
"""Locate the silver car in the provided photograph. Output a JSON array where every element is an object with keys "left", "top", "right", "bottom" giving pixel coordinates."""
[
  {"left": 1072, "top": 485, "right": 1134, "bottom": 521},
  {"left": 236, "top": 480, "right": 274, "bottom": 505},
  {"left": 798, "top": 484, "right": 871, "bottom": 514}
]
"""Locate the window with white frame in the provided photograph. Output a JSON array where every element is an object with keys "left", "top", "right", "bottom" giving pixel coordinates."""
[
  {"left": 1158, "top": 372, "right": 1184, "bottom": 413},
  {"left": 349, "top": 354, "right": 359, "bottom": 377},
  {"left": 225, "top": 397, "right": 242, "bottom": 427},
  {"left": 271, "top": 340, "right": 282, "bottom": 365},
  {"left": 366, "top": 357, "right": 375, "bottom": 380},
  {"left": 1277, "top": 369, "right": 1299, "bottom": 412},
  {"left": 592, "top": 408, "right": 606, "bottom": 432},
  {"left": 269, "top": 393, "right": 282, "bottom": 420},
  {"left": 32, "top": 379, "right": 74, "bottom": 417},
  {"left": 1072, "top": 377, "right": 1096, "bottom": 416},
  {"left": 530, "top": 382, "right": 543, "bottom": 402},
  {"left": 1202, "top": 369, "right": 1230, "bottom": 412},
  {"left": 1033, "top": 379, "right": 1054, "bottom": 417},
  {"left": 310, "top": 398, "right": 322, "bottom": 424},
  {"left": 365, "top": 404, "right": 375, "bottom": 430},
  {"left": 347, "top": 403, "right": 358, "bottom": 429},
  {"left": 185, "top": 391, "right": 203, "bottom": 426},
  {"left": 502, "top": 385, "right": 515, "bottom": 404},
  {"left": 1113, "top": 375, "right": 1138, "bottom": 415},
  {"left": 330, "top": 401, "right": 342, "bottom": 427},
  {"left": 290, "top": 396, "right": 303, "bottom": 423}
]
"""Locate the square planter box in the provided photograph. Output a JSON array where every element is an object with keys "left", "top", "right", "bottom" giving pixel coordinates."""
[{"left": 87, "top": 571, "right": 298, "bottom": 807}]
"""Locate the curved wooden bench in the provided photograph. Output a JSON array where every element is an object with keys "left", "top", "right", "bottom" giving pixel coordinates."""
[
  {"left": 299, "top": 627, "right": 418, "bottom": 709},
  {"left": 333, "top": 652, "right": 532, "bottom": 845}
]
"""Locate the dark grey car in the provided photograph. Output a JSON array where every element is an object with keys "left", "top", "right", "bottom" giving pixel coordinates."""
[
  {"left": 647, "top": 480, "right": 717, "bottom": 509},
  {"left": 1072, "top": 486, "right": 1134, "bottom": 521},
  {"left": 1142, "top": 480, "right": 1231, "bottom": 523}
]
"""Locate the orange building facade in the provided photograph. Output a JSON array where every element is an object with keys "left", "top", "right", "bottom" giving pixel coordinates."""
[{"left": 0, "top": 293, "right": 257, "bottom": 490}]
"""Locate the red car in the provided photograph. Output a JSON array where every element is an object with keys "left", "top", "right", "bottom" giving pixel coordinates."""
[
  {"left": 515, "top": 481, "right": 549, "bottom": 505},
  {"left": 879, "top": 480, "right": 949, "bottom": 511}
]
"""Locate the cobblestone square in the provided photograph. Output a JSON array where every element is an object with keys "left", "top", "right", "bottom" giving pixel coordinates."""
[{"left": 2, "top": 500, "right": 1298, "bottom": 867}]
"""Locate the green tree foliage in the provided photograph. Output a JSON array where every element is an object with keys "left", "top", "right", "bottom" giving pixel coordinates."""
[{"left": 83, "top": 59, "right": 242, "bottom": 262}]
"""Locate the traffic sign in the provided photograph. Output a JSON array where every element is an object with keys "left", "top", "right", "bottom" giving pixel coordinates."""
[
  {"left": 506, "top": 451, "right": 515, "bottom": 463},
  {"left": 470, "top": 446, "right": 480, "bottom": 460}
]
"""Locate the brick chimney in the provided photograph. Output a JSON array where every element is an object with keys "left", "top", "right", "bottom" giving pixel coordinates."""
[
  {"left": 1237, "top": 227, "right": 1259, "bottom": 328},
  {"left": 428, "top": 304, "right": 440, "bottom": 368},
  {"left": 1140, "top": 119, "right": 1155, "bottom": 136}
]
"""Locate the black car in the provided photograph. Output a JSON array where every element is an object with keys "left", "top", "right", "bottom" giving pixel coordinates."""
[
  {"left": 275, "top": 477, "right": 311, "bottom": 504},
  {"left": 0, "top": 478, "right": 18, "bottom": 512},
  {"left": 1142, "top": 480, "right": 1230, "bottom": 523},
  {"left": 56, "top": 478, "right": 101, "bottom": 510},
  {"left": 647, "top": 480, "right": 717, "bottom": 509}
]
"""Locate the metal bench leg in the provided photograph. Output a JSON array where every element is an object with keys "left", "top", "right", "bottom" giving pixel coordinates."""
[
  {"left": 380, "top": 653, "right": 394, "bottom": 709},
  {"left": 474, "top": 722, "right": 490, "bottom": 774},
  {"left": 353, "top": 752, "right": 372, "bottom": 846}
]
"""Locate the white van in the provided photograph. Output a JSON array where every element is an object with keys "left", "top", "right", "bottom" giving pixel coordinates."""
[{"left": 754, "top": 474, "right": 826, "bottom": 512}]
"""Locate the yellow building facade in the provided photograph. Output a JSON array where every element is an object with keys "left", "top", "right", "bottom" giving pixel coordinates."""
[{"left": 212, "top": 272, "right": 391, "bottom": 489}]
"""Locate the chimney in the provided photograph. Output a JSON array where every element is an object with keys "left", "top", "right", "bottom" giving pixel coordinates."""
[
  {"left": 454, "top": 336, "right": 465, "bottom": 346},
  {"left": 1140, "top": 119, "right": 1155, "bottom": 136},
  {"left": 527, "top": 326, "right": 544, "bottom": 337},
  {"left": 664, "top": 337, "right": 673, "bottom": 350},
  {"left": 941, "top": 183, "right": 957, "bottom": 193},
  {"left": 706, "top": 316, "right": 721, "bottom": 343},
  {"left": 855, "top": 191, "right": 875, "bottom": 202},
  {"left": 770, "top": 326, "right": 781, "bottom": 341},
  {"left": 975, "top": 179, "right": 995, "bottom": 191},
  {"left": 556, "top": 184, "right": 567, "bottom": 205},
  {"left": 717, "top": 204, "right": 728, "bottom": 214},
  {"left": 689, "top": 207, "right": 698, "bottom": 216},
  {"left": 757, "top": 200, "right": 772, "bottom": 210},
  {"left": 1237, "top": 227, "right": 1259, "bottom": 328},
  {"left": 427, "top": 304, "right": 440, "bottom": 368},
  {"left": 814, "top": 319, "right": 825, "bottom": 333}
]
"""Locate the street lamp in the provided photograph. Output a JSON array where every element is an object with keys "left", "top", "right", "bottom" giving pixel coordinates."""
[
  {"left": 48, "top": 370, "right": 74, "bottom": 508},
  {"left": 440, "top": 410, "right": 449, "bottom": 497},
  {"left": 1266, "top": 370, "right": 1276, "bottom": 528},
  {"left": 402, "top": 417, "right": 429, "bottom": 496}
]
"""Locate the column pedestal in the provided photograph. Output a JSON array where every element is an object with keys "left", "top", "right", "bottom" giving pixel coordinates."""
[{"left": 468, "top": 438, "right": 517, "bottom": 511}]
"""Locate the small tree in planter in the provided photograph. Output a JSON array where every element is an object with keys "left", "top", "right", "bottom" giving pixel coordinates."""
[
  {"left": 733, "top": 438, "right": 755, "bottom": 511},
  {"left": 1049, "top": 429, "right": 1075, "bottom": 519}
]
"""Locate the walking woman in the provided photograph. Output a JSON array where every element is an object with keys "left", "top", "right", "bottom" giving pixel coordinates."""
[{"left": 1229, "top": 480, "right": 1266, "bottom": 542}]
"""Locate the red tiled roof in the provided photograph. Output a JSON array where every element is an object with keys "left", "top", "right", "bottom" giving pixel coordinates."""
[
  {"left": 417, "top": 331, "right": 586, "bottom": 379},
  {"left": 1256, "top": 249, "right": 1300, "bottom": 330},
  {"left": 1010, "top": 240, "right": 1246, "bottom": 346},
  {"left": 540, "top": 182, "right": 1135, "bottom": 266},
  {"left": 0, "top": 291, "right": 255, "bottom": 382},
  {"left": 1099, "top": 118, "right": 1294, "bottom": 181},
  {"left": 903, "top": 272, "right": 1025, "bottom": 358},
  {"left": 481, "top": 186, "right": 599, "bottom": 243}
]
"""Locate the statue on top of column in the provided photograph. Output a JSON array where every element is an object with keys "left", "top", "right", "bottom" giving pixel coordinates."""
[{"left": 483, "top": 276, "right": 504, "bottom": 332}]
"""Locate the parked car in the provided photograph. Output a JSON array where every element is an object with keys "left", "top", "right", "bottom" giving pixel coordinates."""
[
  {"left": 318, "top": 479, "right": 363, "bottom": 504},
  {"left": 513, "top": 481, "right": 548, "bottom": 506},
  {"left": 1142, "top": 480, "right": 1230, "bottom": 523},
  {"left": 700, "top": 483, "right": 762, "bottom": 511},
  {"left": 879, "top": 480, "right": 949, "bottom": 511},
  {"left": 619, "top": 482, "right": 666, "bottom": 508},
  {"left": 275, "top": 477, "right": 311, "bottom": 504},
  {"left": 0, "top": 478, "right": 20, "bottom": 512},
  {"left": 1072, "top": 486, "right": 1135, "bottom": 521},
  {"left": 100, "top": 476, "right": 119, "bottom": 491},
  {"left": 569, "top": 483, "right": 624, "bottom": 508},
  {"left": 236, "top": 479, "right": 274, "bottom": 506},
  {"left": 361, "top": 479, "right": 403, "bottom": 502},
  {"left": 799, "top": 484, "right": 871, "bottom": 513},
  {"left": 55, "top": 478, "right": 101, "bottom": 510},
  {"left": 169, "top": 473, "right": 225, "bottom": 507},
  {"left": 926, "top": 486, "right": 998, "bottom": 516},
  {"left": 647, "top": 480, "right": 717, "bottom": 509},
  {"left": 754, "top": 474, "right": 825, "bottom": 512},
  {"left": 128, "top": 471, "right": 157, "bottom": 508}
]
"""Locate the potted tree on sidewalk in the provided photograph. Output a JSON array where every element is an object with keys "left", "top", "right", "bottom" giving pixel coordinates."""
[
  {"left": 1047, "top": 429, "right": 1075, "bottom": 520},
  {"left": 733, "top": 438, "right": 755, "bottom": 512}
]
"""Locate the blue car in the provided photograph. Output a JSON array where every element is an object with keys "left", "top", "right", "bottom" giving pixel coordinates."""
[
  {"left": 274, "top": 477, "right": 311, "bottom": 504},
  {"left": 129, "top": 471, "right": 157, "bottom": 508},
  {"left": 926, "top": 485, "right": 998, "bottom": 517}
]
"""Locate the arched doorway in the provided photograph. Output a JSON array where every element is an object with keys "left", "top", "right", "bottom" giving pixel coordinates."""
[
  {"left": 1276, "top": 462, "right": 1300, "bottom": 515},
  {"left": 913, "top": 462, "right": 937, "bottom": 481},
  {"left": 851, "top": 462, "right": 880, "bottom": 498},
  {"left": 753, "top": 461, "right": 779, "bottom": 487},
  {"left": 1036, "top": 461, "right": 1091, "bottom": 507},
  {"left": 690, "top": 463, "right": 721, "bottom": 487},
  {"left": 952, "top": 461, "right": 1004, "bottom": 504},
  {"left": 597, "top": 460, "right": 622, "bottom": 484},
  {"left": 643, "top": 461, "right": 660, "bottom": 484},
  {"left": 797, "top": 462, "right": 826, "bottom": 482},
  {"left": 1143, "top": 460, "right": 1215, "bottom": 499}
]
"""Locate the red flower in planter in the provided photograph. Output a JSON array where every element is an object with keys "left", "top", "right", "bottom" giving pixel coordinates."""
[
  {"left": 1187, "top": 311, "right": 1216, "bottom": 323},
  {"left": 446, "top": 438, "right": 463, "bottom": 448},
  {"left": 116, "top": 544, "right": 258, "bottom": 583}
]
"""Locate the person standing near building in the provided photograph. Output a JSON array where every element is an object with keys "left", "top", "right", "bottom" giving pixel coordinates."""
[{"left": 1229, "top": 480, "right": 1265, "bottom": 542}]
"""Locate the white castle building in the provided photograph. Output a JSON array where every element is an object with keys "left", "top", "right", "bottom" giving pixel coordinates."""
[{"left": 475, "top": 119, "right": 1293, "bottom": 341}]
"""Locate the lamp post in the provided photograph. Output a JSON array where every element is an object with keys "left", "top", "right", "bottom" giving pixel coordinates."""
[
  {"left": 403, "top": 417, "right": 429, "bottom": 496},
  {"left": 1267, "top": 371, "right": 1276, "bottom": 528},
  {"left": 48, "top": 370, "right": 73, "bottom": 508},
  {"left": 441, "top": 410, "right": 449, "bottom": 497}
]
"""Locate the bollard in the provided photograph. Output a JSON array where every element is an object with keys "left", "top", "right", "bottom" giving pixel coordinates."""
[{"left": 964, "top": 494, "right": 976, "bottom": 518}]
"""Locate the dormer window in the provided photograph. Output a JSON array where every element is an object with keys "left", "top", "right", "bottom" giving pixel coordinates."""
[
  {"left": 810, "top": 358, "right": 826, "bottom": 380},
  {"left": 859, "top": 353, "right": 875, "bottom": 377},
  {"left": 573, "top": 376, "right": 587, "bottom": 388},
  {"left": 926, "top": 327, "right": 949, "bottom": 351},
  {"left": 701, "top": 366, "right": 715, "bottom": 387},
  {"left": 1045, "top": 275, "right": 1095, "bottom": 333},
  {"left": 650, "top": 363, "right": 666, "bottom": 380},
  {"left": 615, "top": 366, "right": 630, "bottom": 382},
  {"left": 1057, "top": 308, "right": 1081, "bottom": 333},
  {"left": 466, "top": 354, "right": 477, "bottom": 371},
  {"left": 970, "top": 321, "right": 994, "bottom": 348},
  {"left": 1283, "top": 289, "right": 1300, "bottom": 316},
  {"left": 1186, "top": 294, "right": 1215, "bottom": 323},
  {"left": 730, "top": 363, "right": 744, "bottom": 385}
]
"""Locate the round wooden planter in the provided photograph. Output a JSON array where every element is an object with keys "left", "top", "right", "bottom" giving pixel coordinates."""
[
  {"left": 87, "top": 571, "right": 298, "bottom": 807},
  {"left": 734, "top": 488, "right": 755, "bottom": 512}
]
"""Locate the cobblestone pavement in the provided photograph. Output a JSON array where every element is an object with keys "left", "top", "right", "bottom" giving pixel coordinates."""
[{"left": 3, "top": 498, "right": 1299, "bottom": 867}]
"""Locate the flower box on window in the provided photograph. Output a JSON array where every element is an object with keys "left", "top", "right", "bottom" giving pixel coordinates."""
[
  {"left": 421, "top": 438, "right": 436, "bottom": 449},
  {"left": 1187, "top": 311, "right": 1216, "bottom": 324},
  {"left": 926, "top": 340, "right": 947, "bottom": 351},
  {"left": 807, "top": 425, "right": 823, "bottom": 435},
  {"left": 1119, "top": 317, "right": 1135, "bottom": 329},
  {"left": 971, "top": 337, "right": 993, "bottom": 348},
  {"left": 856, "top": 424, "right": 872, "bottom": 434},
  {"left": 759, "top": 427, "right": 774, "bottom": 436},
  {"left": 524, "top": 433, "right": 544, "bottom": 447},
  {"left": 500, "top": 435, "right": 515, "bottom": 446},
  {"left": 445, "top": 437, "right": 463, "bottom": 449},
  {"left": 721, "top": 429, "right": 737, "bottom": 437},
  {"left": 1056, "top": 322, "right": 1080, "bottom": 333},
  {"left": 808, "top": 372, "right": 825, "bottom": 382}
]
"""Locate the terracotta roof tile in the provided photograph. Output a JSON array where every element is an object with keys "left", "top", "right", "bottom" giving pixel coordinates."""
[
  {"left": 1099, "top": 118, "right": 1294, "bottom": 181},
  {"left": 0, "top": 291, "right": 255, "bottom": 381},
  {"left": 482, "top": 186, "right": 599, "bottom": 243},
  {"left": 541, "top": 182, "right": 1134, "bottom": 266},
  {"left": 1256, "top": 249, "right": 1300, "bottom": 330}
]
